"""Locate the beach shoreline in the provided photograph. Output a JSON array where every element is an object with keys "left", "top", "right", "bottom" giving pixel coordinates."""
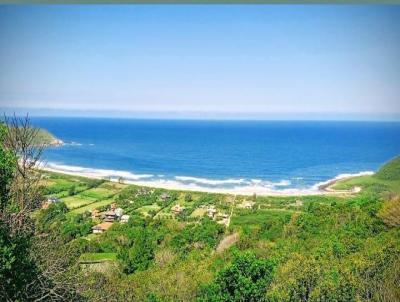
[{"left": 39, "top": 162, "right": 373, "bottom": 197}]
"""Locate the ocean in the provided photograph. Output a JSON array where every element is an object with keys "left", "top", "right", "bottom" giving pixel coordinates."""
[{"left": 31, "top": 117, "right": 400, "bottom": 195}]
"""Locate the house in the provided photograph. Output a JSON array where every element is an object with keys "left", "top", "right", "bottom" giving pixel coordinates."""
[
  {"left": 115, "top": 207, "right": 124, "bottom": 218},
  {"left": 160, "top": 193, "right": 170, "bottom": 202},
  {"left": 92, "top": 222, "right": 113, "bottom": 234},
  {"left": 47, "top": 196, "right": 60, "bottom": 203},
  {"left": 120, "top": 215, "right": 130, "bottom": 223},
  {"left": 136, "top": 187, "right": 150, "bottom": 196},
  {"left": 216, "top": 212, "right": 229, "bottom": 226},
  {"left": 239, "top": 200, "right": 255, "bottom": 209},
  {"left": 42, "top": 196, "right": 60, "bottom": 209},
  {"left": 207, "top": 206, "right": 217, "bottom": 219},
  {"left": 104, "top": 210, "right": 117, "bottom": 222},
  {"left": 217, "top": 213, "right": 229, "bottom": 219},
  {"left": 91, "top": 209, "right": 101, "bottom": 219},
  {"left": 294, "top": 200, "right": 303, "bottom": 207},
  {"left": 217, "top": 218, "right": 229, "bottom": 226},
  {"left": 171, "top": 204, "right": 185, "bottom": 215}
]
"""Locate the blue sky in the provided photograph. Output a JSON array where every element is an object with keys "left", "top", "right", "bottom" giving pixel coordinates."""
[{"left": 0, "top": 5, "right": 399, "bottom": 119}]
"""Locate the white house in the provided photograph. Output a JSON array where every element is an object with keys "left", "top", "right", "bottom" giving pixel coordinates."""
[
  {"left": 120, "top": 215, "right": 130, "bottom": 224},
  {"left": 115, "top": 207, "right": 124, "bottom": 218}
]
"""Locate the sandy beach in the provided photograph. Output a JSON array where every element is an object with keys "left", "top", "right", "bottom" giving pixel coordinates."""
[{"left": 39, "top": 162, "right": 373, "bottom": 197}]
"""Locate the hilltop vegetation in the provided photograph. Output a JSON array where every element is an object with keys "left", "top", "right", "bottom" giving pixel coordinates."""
[
  {"left": 32, "top": 128, "right": 60, "bottom": 145},
  {"left": 374, "top": 156, "right": 400, "bottom": 181},
  {"left": 31, "top": 168, "right": 400, "bottom": 301}
]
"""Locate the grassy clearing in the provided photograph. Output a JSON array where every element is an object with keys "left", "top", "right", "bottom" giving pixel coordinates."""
[
  {"left": 154, "top": 212, "right": 174, "bottom": 219},
  {"left": 98, "top": 182, "right": 128, "bottom": 190},
  {"left": 191, "top": 208, "right": 206, "bottom": 217},
  {"left": 71, "top": 198, "right": 115, "bottom": 214},
  {"left": 78, "top": 187, "right": 117, "bottom": 200},
  {"left": 79, "top": 252, "right": 117, "bottom": 262},
  {"left": 137, "top": 204, "right": 161, "bottom": 216},
  {"left": 62, "top": 196, "right": 97, "bottom": 209}
]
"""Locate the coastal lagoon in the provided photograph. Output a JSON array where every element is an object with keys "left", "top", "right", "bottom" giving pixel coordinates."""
[{"left": 31, "top": 117, "right": 400, "bottom": 195}]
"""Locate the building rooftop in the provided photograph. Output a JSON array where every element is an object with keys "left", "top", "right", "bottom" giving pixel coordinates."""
[{"left": 92, "top": 222, "right": 113, "bottom": 231}]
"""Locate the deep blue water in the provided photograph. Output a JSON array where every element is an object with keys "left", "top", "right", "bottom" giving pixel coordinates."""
[{"left": 30, "top": 117, "right": 400, "bottom": 193}]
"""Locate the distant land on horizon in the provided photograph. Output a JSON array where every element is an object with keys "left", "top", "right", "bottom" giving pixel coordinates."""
[{"left": 2, "top": 107, "right": 400, "bottom": 122}]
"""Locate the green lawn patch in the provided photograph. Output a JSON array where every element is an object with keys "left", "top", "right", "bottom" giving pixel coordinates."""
[
  {"left": 137, "top": 204, "right": 161, "bottom": 216},
  {"left": 79, "top": 252, "right": 117, "bottom": 263},
  {"left": 191, "top": 208, "right": 206, "bottom": 217},
  {"left": 62, "top": 196, "right": 97, "bottom": 209},
  {"left": 78, "top": 187, "right": 116, "bottom": 200},
  {"left": 71, "top": 198, "right": 115, "bottom": 214}
]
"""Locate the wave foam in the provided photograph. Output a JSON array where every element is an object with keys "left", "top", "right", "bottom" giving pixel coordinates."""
[
  {"left": 39, "top": 162, "right": 375, "bottom": 196},
  {"left": 312, "top": 171, "right": 374, "bottom": 190},
  {"left": 43, "top": 162, "right": 154, "bottom": 180}
]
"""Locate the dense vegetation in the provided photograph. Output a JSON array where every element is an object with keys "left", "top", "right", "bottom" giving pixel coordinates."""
[
  {"left": 29, "top": 158, "right": 400, "bottom": 301},
  {"left": 1, "top": 118, "right": 400, "bottom": 301}
]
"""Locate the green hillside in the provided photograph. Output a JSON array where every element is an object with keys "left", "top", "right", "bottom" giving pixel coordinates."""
[
  {"left": 32, "top": 128, "right": 58, "bottom": 145},
  {"left": 374, "top": 156, "right": 400, "bottom": 181},
  {"left": 332, "top": 155, "right": 400, "bottom": 194},
  {"left": 32, "top": 168, "right": 400, "bottom": 301},
  {"left": 8, "top": 126, "right": 60, "bottom": 145}
]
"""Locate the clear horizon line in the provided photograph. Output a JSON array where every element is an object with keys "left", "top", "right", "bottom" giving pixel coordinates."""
[{"left": 1, "top": 106, "right": 400, "bottom": 122}]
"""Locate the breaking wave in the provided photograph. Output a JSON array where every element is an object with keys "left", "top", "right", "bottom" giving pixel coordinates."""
[{"left": 39, "top": 162, "right": 375, "bottom": 196}]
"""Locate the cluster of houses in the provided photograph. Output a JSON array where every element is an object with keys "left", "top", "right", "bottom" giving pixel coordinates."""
[
  {"left": 237, "top": 200, "right": 255, "bottom": 209},
  {"left": 171, "top": 204, "right": 185, "bottom": 215},
  {"left": 91, "top": 203, "right": 130, "bottom": 234},
  {"left": 160, "top": 192, "right": 171, "bottom": 202},
  {"left": 195, "top": 205, "right": 229, "bottom": 226},
  {"left": 135, "top": 187, "right": 153, "bottom": 197}
]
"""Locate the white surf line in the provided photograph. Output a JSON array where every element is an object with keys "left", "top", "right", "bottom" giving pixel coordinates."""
[{"left": 37, "top": 162, "right": 373, "bottom": 197}]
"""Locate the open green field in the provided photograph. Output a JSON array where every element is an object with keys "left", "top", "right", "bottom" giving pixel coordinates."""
[
  {"left": 79, "top": 187, "right": 118, "bottom": 199},
  {"left": 136, "top": 204, "right": 162, "bottom": 215},
  {"left": 41, "top": 171, "right": 126, "bottom": 213},
  {"left": 62, "top": 196, "right": 96, "bottom": 209},
  {"left": 190, "top": 207, "right": 206, "bottom": 217},
  {"left": 71, "top": 198, "right": 116, "bottom": 214},
  {"left": 79, "top": 252, "right": 117, "bottom": 263}
]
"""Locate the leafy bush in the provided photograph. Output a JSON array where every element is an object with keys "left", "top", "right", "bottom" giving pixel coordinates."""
[
  {"left": 198, "top": 252, "right": 275, "bottom": 302},
  {"left": 36, "top": 202, "right": 69, "bottom": 232},
  {"left": 117, "top": 226, "right": 155, "bottom": 274},
  {"left": 171, "top": 218, "right": 224, "bottom": 253}
]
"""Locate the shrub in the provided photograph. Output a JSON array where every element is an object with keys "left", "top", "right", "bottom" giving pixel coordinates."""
[{"left": 198, "top": 252, "right": 275, "bottom": 302}]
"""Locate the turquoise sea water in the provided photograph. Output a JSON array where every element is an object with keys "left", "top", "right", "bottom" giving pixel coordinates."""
[{"left": 31, "top": 117, "right": 400, "bottom": 194}]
